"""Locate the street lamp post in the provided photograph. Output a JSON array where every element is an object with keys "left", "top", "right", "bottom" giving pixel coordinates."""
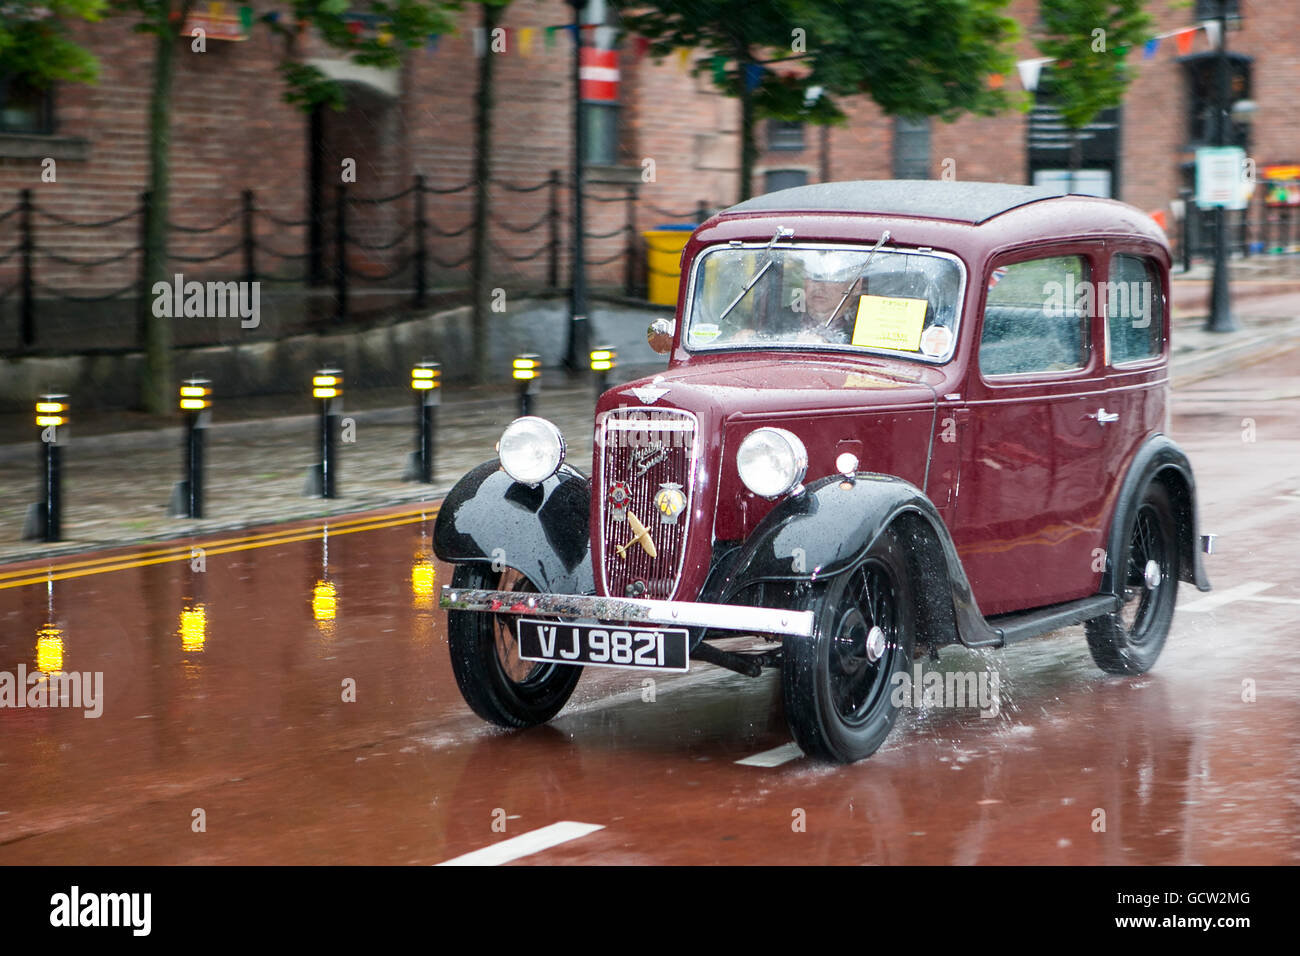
[
  {"left": 1206, "top": 0, "right": 1239, "bottom": 332},
  {"left": 565, "top": 0, "right": 592, "bottom": 371}
]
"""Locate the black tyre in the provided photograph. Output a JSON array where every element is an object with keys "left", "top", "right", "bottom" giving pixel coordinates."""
[
  {"left": 1086, "top": 482, "right": 1180, "bottom": 675},
  {"left": 447, "top": 563, "right": 583, "bottom": 728},
  {"left": 781, "top": 528, "right": 915, "bottom": 762}
]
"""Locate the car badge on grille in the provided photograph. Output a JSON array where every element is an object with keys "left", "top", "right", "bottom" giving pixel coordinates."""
[
  {"left": 628, "top": 376, "right": 670, "bottom": 405},
  {"left": 607, "top": 481, "right": 630, "bottom": 522},
  {"left": 631, "top": 440, "right": 669, "bottom": 476},
  {"left": 615, "top": 512, "right": 657, "bottom": 559},
  {"left": 654, "top": 482, "right": 687, "bottom": 524}
]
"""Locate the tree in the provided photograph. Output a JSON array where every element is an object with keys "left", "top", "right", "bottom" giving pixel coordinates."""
[
  {"left": 614, "top": 0, "right": 1019, "bottom": 200},
  {"left": 0, "top": 1, "right": 105, "bottom": 85},
  {"left": 1034, "top": 0, "right": 1152, "bottom": 192},
  {"left": 105, "top": 0, "right": 457, "bottom": 413}
]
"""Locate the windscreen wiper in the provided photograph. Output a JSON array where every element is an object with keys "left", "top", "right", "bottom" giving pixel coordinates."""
[
  {"left": 716, "top": 226, "right": 795, "bottom": 325},
  {"left": 823, "top": 230, "right": 891, "bottom": 328}
]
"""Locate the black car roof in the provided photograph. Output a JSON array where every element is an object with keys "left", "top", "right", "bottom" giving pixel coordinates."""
[{"left": 724, "top": 180, "right": 1064, "bottom": 225}]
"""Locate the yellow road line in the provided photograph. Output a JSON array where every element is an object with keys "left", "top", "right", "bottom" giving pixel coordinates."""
[
  {"left": 0, "top": 509, "right": 440, "bottom": 591},
  {"left": 0, "top": 503, "right": 440, "bottom": 582}
]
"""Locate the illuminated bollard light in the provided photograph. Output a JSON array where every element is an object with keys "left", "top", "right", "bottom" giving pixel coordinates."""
[
  {"left": 169, "top": 378, "right": 212, "bottom": 519},
  {"left": 304, "top": 368, "right": 343, "bottom": 499},
  {"left": 405, "top": 360, "right": 440, "bottom": 484},
  {"left": 22, "top": 394, "right": 68, "bottom": 542},
  {"left": 513, "top": 353, "right": 541, "bottom": 417},
  {"left": 590, "top": 345, "right": 617, "bottom": 399}
]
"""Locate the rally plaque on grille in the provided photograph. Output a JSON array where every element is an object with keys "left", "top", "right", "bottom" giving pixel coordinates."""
[{"left": 598, "top": 408, "right": 698, "bottom": 602}]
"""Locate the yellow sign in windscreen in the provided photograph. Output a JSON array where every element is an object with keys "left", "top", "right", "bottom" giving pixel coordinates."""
[{"left": 851, "top": 295, "right": 928, "bottom": 351}]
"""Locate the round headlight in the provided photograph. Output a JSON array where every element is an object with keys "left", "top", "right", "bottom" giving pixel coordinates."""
[
  {"left": 737, "top": 427, "right": 808, "bottom": 499},
  {"left": 498, "top": 417, "right": 566, "bottom": 485}
]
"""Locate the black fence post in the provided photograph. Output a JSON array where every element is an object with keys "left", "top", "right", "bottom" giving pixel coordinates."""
[
  {"left": 413, "top": 174, "right": 427, "bottom": 308},
  {"left": 334, "top": 185, "right": 348, "bottom": 323},
  {"left": 547, "top": 169, "right": 560, "bottom": 291},
  {"left": 623, "top": 185, "right": 638, "bottom": 298},
  {"left": 19, "top": 188, "right": 33, "bottom": 348},
  {"left": 241, "top": 189, "right": 256, "bottom": 283},
  {"left": 1179, "top": 191, "right": 1193, "bottom": 273},
  {"left": 696, "top": 199, "right": 709, "bottom": 225}
]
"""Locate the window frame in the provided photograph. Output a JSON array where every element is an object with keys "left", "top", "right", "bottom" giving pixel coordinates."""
[
  {"left": 1104, "top": 249, "right": 1168, "bottom": 370},
  {"left": 976, "top": 244, "right": 1101, "bottom": 385}
]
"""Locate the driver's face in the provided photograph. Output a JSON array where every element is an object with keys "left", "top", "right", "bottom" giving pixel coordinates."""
[{"left": 804, "top": 277, "right": 857, "bottom": 321}]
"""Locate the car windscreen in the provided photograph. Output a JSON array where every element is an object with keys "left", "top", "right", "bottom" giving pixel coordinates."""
[{"left": 685, "top": 243, "right": 963, "bottom": 362}]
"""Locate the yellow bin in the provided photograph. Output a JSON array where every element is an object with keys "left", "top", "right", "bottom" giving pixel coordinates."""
[{"left": 644, "top": 224, "right": 697, "bottom": 306}]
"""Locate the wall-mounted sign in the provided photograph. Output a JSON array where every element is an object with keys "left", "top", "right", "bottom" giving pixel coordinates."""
[
  {"left": 1195, "top": 146, "right": 1249, "bottom": 210},
  {"left": 1262, "top": 164, "right": 1300, "bottom": 207}
]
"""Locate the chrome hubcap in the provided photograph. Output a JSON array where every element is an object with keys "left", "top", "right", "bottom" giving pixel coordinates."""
[
  {"left": 865, "top": 625, "right": 886, "bottom": 663},
  {"left": 1143, "top": 558, "right": 1161, "bottom": 590}
]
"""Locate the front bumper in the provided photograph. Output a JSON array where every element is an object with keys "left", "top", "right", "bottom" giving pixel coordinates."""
[{"left": 439, "top": 587, "right": 815, "bottom": 638}]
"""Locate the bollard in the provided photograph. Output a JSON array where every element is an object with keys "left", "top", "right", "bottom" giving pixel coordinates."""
[
  {"left": 24, "top": 395, "right": 68, "bottom": 542},
  {"left": 590, "top": 345, "right": 616, "bottom": 399},
  {"left": 512, "top": 353, "right": 541, "bottom": 417},
  {"left": 409, "top": 360, "right": 440, "bottom": 484},
  {"left": 312, "top": 369, "right": 343, "bottom": 499},
  {"left": 175, "top": 378, "right": 212, "bottom": 519}
]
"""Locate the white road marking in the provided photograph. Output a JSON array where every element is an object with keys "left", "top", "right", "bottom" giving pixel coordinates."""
[
  {"left": 1180, "top": 581, "right": 1279, "bottom": 613},
  {"left": 736, "top": 742, "right": 804, "bottom": 767},
  {"left": 435, "top": 821, "right": 605, "bottom": 866}
]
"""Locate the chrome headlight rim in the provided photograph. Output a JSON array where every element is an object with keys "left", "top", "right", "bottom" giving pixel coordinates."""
[
  {"left": 497, "top": 416, "right": 566, "bottom": 486},
  {"left": 736, "top": 427, "right": 809, "bottom": 499}
]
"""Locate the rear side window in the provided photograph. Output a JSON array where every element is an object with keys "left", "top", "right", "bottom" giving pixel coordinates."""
[
  {"left": 979, "top": 255, "right": 1090, "bottom": 377},
  {"left": 1108, "top": 254, "right": 1163, "bottom": 364}
]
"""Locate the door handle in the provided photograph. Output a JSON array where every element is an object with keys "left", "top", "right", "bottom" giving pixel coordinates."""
[{"left": 1085, "top": 408, "right": 1119, "bottom": 425}]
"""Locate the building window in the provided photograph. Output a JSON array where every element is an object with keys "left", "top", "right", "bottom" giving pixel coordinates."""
[
  {"left": 764, "top": 169, "right": 809, "bottom": 193},
  {"left": 1194, "top": 0, "right": 1240, "bottom": 19},
  {"left": 892, "top": 116, "right": 931, "bottom": 179},
  {"left": 0, "top": 75, "right": 54, "bottom": 134},
  {"left": 767, "top": 120, "right": 805, "bottom": 151},
  {"left": 1027, "top": 78, "right": 1120, "bottom": 198},
  {"left": 1181, "top": 52, "right": 1251, "bottom": 148}
]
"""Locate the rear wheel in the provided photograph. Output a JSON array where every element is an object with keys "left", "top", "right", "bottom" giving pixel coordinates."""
[
  {"left": 447, "top": 563, "right": 583, "bottom": 727},
  {"left": 781, "top": 528, "right": 915, "bottom": 762},
  {"left": 1086, "top": 482, "right": 1180, "bottom": 675}
]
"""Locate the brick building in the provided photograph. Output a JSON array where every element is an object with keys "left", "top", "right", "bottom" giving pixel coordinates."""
[{"left": 0, "top": 0, "right": 1294, "bottom": 318}]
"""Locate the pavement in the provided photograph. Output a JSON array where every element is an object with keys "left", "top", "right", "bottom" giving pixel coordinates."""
[{"left": 1, "top": 279, "right": 1299, "bottom": 566}]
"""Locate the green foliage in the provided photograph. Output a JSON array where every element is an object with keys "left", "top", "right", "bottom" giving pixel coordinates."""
[
  {"left": 614, "top": 0, "right": 1019, "bottom": 126},
  {"left": 0, "top": 0, "right": 107, "bottom": 86},
  {"left": 1036, "top": 0, "right": 1154, "bottom": 131}
]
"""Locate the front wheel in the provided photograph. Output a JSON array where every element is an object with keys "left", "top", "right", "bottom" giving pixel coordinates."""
[
  {"left": 1086, "top": 482, "right": 1180, "bottom": 675},
  {"left": 781, "top": 528, "right": 916, "bottom": 762},
  {"left": 446, "top": 563, "right": 583, "bottom": 728}
]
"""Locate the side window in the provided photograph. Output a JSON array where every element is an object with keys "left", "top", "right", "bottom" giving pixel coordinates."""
[
  {"left": 1107, "top": 255, "right": 1163, "bottom": 364},
  {"left": 979, "top": 255, "right": 1090, "bottom": 377}
]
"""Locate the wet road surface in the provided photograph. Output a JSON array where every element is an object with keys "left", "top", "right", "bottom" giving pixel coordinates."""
[{"left": 1, "top": 352, "right": 1298, "bottom": 865}]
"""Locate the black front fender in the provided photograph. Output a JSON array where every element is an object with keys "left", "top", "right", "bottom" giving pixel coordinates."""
[
  {"left": 432, "top": 460, "right": 594, "bottom": 595},
  {"left": 711, "top": 473, "right": 999, "bottom": 649}
]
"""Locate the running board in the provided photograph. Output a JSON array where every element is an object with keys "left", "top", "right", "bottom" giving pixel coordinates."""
[{"left": 984, "top": 594, "right": 1121, "bottom": 647}]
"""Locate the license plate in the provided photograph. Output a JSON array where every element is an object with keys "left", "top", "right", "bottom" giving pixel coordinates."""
[{"left": 516, "top": 619, "right": 690, "bottom": 672}]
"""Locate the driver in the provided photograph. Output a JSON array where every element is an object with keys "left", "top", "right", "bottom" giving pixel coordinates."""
[{"left": 799, "top": 252, "right": 864, "bottom": 344}]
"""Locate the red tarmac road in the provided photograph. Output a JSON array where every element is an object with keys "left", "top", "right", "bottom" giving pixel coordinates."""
[{"left": 0, "top": 351, "right": 1297, "bottom": 865}]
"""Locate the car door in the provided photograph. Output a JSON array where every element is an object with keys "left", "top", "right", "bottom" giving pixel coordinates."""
[{"left": 951, "top": 244, "right": 1115, "bottom": 617}]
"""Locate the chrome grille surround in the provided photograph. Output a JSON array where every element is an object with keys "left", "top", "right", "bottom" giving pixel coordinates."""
[{"left": 597, "top": 407, "right": 700, "bottom": 601}]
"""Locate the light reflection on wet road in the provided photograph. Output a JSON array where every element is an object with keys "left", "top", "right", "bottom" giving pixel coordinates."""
[{"left": 0, "top": 354, "right": 1297, "bottom": 864}]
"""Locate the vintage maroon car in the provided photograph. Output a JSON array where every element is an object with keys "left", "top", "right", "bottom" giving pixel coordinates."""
[{"left": 435, "top": 180, "right": 1213, "bottom": 762}]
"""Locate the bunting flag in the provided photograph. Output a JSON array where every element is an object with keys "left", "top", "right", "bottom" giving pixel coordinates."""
[
  {"left": 1202, "top": 20, "right": 1222, "bottom": 50},
  {"left": 426, "top": 33, "right": 440, "bottom": 53},
  {"left": 1142, "top": 37, "right": 1159, "bottom": 59},
  {"left": 711, "top": 55, "right": 727, "bottom": 83},
  {"left": 545, "top": 25, "right": 557, "bottom": 49},
  {"left": 472, "top": 26, "right": 485, "bottom": 56},
  {"left": 634, "top": 36, "right": 651, "bottom": 60},
  {"left": 518, "top": 27, "right": 533, "bottom": 56},
  {"left": 1017, "top": 57, "right": 1049, "bottom": 93},
  {"left": 987, "top": 72, "right": 1005, "bottom": 90},
  {"left": 677, "top": 47, "right": 691, "bottom": 72},
  {"left": 744, "top": 62, "right": 764, "bottom": 92},
  {"left": 1175, "top": 28, "right": 1195, "bottom": 56}
]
